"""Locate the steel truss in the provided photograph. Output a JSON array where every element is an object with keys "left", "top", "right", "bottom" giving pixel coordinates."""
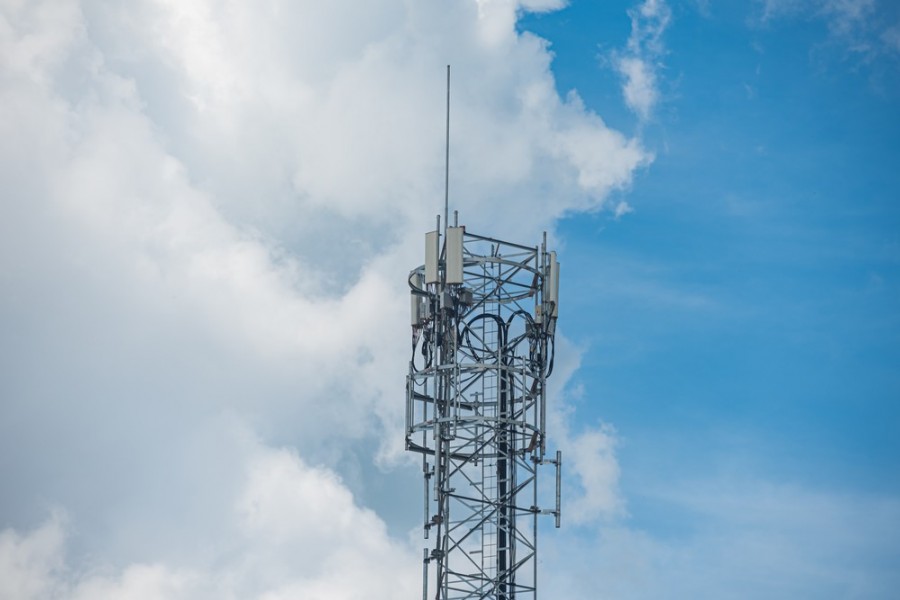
[{"left": 407, "top": 224, "right": 561, "bottom": 600}]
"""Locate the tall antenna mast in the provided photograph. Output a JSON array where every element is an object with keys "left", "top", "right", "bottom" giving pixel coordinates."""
[
  {"left": 406, "top": 71, "right": 564, "bottom": 595},
  {"left": 444, "top": 64, "right": 450, "bottom": 236}
]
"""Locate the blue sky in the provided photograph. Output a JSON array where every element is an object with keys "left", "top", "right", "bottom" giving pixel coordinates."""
[
  {"left": 1, "top": 0, "right": 898, "bottom": 598},
  {"left": 523, "top": 1, "right": 900, "bottom": 592},
  {"left": 520, "top": 2, "right": 900, "bottom": 486},
  {"left": 524, "top": 0, "right": 900, "bottom": 492}
]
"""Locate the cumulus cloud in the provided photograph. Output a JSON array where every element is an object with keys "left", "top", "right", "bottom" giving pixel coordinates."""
[
  {"left": 3, "top": 1, "right": 898, "bottom": 596},
  {"left": 612, "top": 0, "right": 672, "bottom": 120},
  {"left": 565, "top": 423, "right": 625, "bottom": 522},
  {"left": 0, "top": 438, "right": 419, "bottom": 600},
  {"left": 0, "top": 0, "right": 648, "bottom": 595},
  {"left": 0, "top": 512, "right": 67, "bottom": 600},
  {"left": 544, "top": 336, "right": 626, "bottom": 525}
]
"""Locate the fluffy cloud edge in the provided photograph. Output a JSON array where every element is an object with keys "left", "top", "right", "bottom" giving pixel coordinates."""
[{"left": 0, "top": 436, "right": 420, "bottom": 600}]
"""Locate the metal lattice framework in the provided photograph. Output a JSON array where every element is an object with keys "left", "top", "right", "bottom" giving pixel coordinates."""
[{"left": 407, "top": 221, "right": 561, "bottom": 600}]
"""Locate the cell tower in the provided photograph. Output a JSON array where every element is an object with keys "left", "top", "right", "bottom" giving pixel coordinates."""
[
  {"left": 406, "top": 216, "right": 562, "bottom": 600},
  {"left": 405, "top": 68, "right": 562, "bottom": 599},
  {"left": 406, "top": 217, "right": 561, "bottom": 600}
]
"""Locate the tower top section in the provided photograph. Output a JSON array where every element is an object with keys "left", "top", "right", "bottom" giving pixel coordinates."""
[{"left": 406, "top": 218, "right": 562, "bottom": 599}]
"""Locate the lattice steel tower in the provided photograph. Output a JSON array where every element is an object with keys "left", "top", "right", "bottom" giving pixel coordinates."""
[{"left": 406, "top": 213, "right": 562, "bottom": 600}]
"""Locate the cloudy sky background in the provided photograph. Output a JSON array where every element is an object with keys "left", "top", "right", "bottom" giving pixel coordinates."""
[{"left": 1, "top": 0, "right": 898, "bottom": 598}]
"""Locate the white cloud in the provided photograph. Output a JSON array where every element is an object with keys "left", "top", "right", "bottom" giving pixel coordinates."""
[
  {"left": 2, "top": 1, "right": 898, "bottom": 596},
  {"left": 0, "top": 512, "right": 67, "bottom": 600},
  {"left": 544, "top": 335, "right": 626, "bottom": 525},
  {"left": 8, "top": 470, "right": 897, "bottom": 600},
  {"left": 0, "top": 439, "right": 419, "bottom": 599},
  {"left": 614, "top": 200, "right": 635, "bottom": 218},
  {"left": 0, "top": 0, "right": 648, "bottom": 594},
  {"left": 613, "top": 0, "right": 672, "bottom": 120},
  {"left": 474, "top": 0, "right": 568, "bottom": 46},
  {"left": 618, "top": 56, "right": 659, "bottom": 121},
  {"left": 566, "top": 423, "right": 625, "bottom": 522}
]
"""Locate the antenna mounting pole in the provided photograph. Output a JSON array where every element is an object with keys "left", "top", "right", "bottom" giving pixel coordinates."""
[{"left": 444, "top": 65, "right": 450, "bottom": 236}]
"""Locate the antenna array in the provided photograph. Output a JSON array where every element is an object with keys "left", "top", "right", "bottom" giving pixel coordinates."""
[{"left": 406, "top": 219, "right": 562, "bottom": 600}]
